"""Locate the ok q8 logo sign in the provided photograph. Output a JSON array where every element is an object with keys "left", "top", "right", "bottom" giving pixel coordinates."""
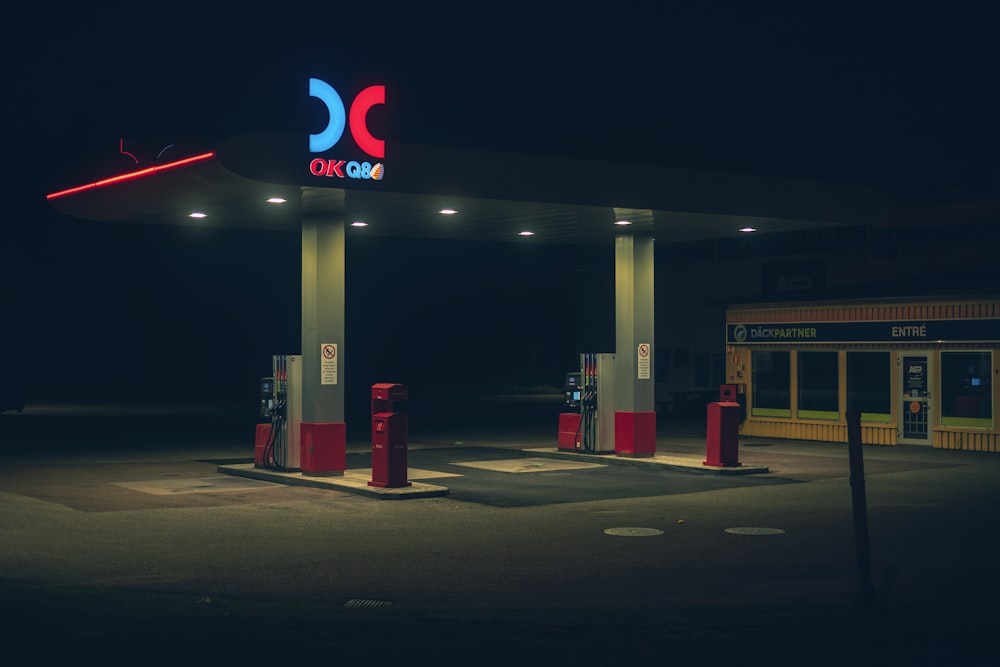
[{"left": 309, "top": 78, "right": 385, "bottom": 181}]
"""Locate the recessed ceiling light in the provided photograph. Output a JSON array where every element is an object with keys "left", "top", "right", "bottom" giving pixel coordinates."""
[
  {"left": 351, "top": 221, "right": 368, "bottom": 227},
  {"left": 267, "top": 197, "right": 287, "bottom": 204},
  {"left": 614, "top": 220, "right": 632, "bottom": 226},
  {"left": 189, "top": 212, "right": 207, "bottom": 218},
  {"left": 518, "top": 231, "right": 535, "bottom": 236},
  {"left": 740, "top": 227, "right": 757, "bottom": 233},
  {"left": 439, "top": 209, "right": 458, "bottom": 215}
]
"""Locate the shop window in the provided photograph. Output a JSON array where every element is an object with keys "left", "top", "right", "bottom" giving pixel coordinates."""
[
  {"left": 847, "top": 351, "right": 891, "bottom": 423},
  {"left": 752, "top": 350, "right": 790, "bottom": 417},
  {"left": 797, "top": 351, "right": 839, "bottom": 420},
  {"left": 941, "top": 351, "right": 993, "bottom": 428}
]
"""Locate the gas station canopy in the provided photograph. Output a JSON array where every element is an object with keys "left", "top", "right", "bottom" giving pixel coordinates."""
[{"left": 48, "top": 131, "right": 891, "bottom": 244}]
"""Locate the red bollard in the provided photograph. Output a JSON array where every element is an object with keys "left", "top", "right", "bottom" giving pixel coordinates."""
[
  {"left": 369, "top": 383, "right": 411, "bottom": 488},
  {"left": 704, "top": 401, "right": 741, "bottom": 467}
]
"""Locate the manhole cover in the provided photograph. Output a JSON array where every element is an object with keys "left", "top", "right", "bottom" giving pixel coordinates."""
[
  {"left": 604, "top": 527, "right": 664, "bottom": 537},
  {"left": 724, "top": 527, "right": 786, "bottom": 535},
  {"left": 344, "top": 599, "right": 392, "bottom": 608}
]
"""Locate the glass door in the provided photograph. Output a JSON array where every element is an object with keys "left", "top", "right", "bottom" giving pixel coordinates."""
[{"left": 899, "top": 352, "right": 933, "bottom": 445}]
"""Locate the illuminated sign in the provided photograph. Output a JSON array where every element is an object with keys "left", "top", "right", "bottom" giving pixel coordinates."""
[
  {"left": 308, "top": 77, "right": 385, "bottom": 182},
  {"left": 727, "top": 319, "right": 1000, "bottom": 344}
]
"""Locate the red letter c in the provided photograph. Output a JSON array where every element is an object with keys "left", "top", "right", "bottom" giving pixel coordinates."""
[{"left": 349, "top": 85, "right": 385, "bottom": 159}]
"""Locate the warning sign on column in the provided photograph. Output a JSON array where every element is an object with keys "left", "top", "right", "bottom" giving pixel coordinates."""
[
  {"left": 637, "top": 343, "right": 651, "bottom": 380},
  {"left": 321, "top": 343, "right": 338, "bottom": 385}
]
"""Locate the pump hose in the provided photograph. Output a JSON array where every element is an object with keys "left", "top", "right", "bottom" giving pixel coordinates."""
[
  {"left": 585, "top": 409, "right": 594, "bottom": 452},
  {"left": 262, "top": 417, "right": 277, "bottom": 468},
  {"left": 262, "top": 399, "right": 287, "bottom": 471},
  {"left": 264, "top": 415, "right": 285, "bottom": 471}
]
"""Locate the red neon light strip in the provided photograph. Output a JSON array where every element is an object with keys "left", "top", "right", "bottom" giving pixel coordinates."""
[{"left": 46, "top": 152, "right": 216, "bottom": 200}]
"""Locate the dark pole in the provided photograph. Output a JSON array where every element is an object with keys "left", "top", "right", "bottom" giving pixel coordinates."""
[{"left": 846, "top": 409, "right": 875, "bottom": 610}]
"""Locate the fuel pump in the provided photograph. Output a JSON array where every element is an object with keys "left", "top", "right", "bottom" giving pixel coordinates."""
[
  {"left": 557, "top": 354, "right": 615, "bottom": 453},
  {"left": 258, "top": 354, "right": 302, "bottom": 471},
  {"left": 557, "top": 372, "right": 583, "bottom": 452},
  {"left": 579, "top": 357, "right": 596, "bottom": 451},
  {"left": 582, "top": 353, "right": 616, "bottom": 453}
]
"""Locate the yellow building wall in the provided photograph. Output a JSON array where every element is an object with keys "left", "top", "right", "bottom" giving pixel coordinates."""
[{"left": 739, "top": 418, "right": 898, "bottom": 445}]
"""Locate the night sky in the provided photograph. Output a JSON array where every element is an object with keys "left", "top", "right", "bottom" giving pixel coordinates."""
[{"left": 5, "top": 3, "right": 999, "bottom": 412}]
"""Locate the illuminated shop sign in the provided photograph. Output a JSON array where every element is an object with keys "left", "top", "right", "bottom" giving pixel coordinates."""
[
  {"left": 308, "top": 77, "right": 385, "bottom": 182},
  {"left": 727, "top": 319, "right": 1000, "bottom": 345}
]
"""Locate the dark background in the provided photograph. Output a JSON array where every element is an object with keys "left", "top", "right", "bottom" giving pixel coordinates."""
[{"left": 4, "top": 2, "right": 999, "bottom": 416}]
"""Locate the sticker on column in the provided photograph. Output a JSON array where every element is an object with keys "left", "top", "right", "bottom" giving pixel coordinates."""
[
  {"left": 321, "top": 343, "right": 338, "bottom": 385},
  {"left": 637, "top": 343, "right": 651, "bottom": 380}
]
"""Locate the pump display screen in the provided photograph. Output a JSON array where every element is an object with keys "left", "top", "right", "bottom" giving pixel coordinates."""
[{"left": 564, "top": 372, "right": 583, "bottom": 409}]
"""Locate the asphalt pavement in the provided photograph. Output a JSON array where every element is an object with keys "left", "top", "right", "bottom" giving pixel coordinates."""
[{"left": 2, "top": 396, "right": 999, "bottom": 665}]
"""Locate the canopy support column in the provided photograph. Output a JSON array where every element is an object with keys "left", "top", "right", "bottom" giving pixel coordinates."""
[
  {"left": 299, "top": 188, "right": 347, "bottom": 474},
  {"left": 614, "top": 218, "right": 656, "bottom": 457}
]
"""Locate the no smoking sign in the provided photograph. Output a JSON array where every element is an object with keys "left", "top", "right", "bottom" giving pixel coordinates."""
[
  {"left": 321, "top": 343, "right": 338, "bottom": 385},
  {"left": 637, "top": 343, "right": 651, "bottom": 380}
]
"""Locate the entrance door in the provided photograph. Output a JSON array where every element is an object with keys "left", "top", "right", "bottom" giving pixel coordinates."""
[{"left": 899, "top": 352, "right": 933, "bottom": 445}]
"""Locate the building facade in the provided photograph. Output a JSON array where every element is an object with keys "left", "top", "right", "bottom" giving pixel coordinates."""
[{"left": 725, "top": 299, "right": 999, "bottom": 451}]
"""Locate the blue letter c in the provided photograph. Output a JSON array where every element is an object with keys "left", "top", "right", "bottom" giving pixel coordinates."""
[{"left": 309, "top": 78, "right": 346, "bottom": 153}]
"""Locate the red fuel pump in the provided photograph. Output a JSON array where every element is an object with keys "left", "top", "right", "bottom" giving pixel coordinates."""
[{"left": 369, "top": 383, "right": 410, "bottom": 488}]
